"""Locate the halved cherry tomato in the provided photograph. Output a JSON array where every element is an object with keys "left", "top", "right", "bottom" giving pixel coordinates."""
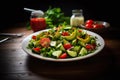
[
  {"left": 62, "top": 31, "right": 69, "bottom": 36},
  {"left": 93, "top": 24, "right": 104, "bottom": 29},
  {"left": 59, "top": 53, "right": 67, "bottom": 59},
  {"left": 32, "top": 35, "right": 37, "bottom": 40},
  {"left": 33, "top": 47, "right": 40, "bottom": 53},
  {"left": 63, "top": 43, "right": 72, "bottom": 50},
  {"left": 85, "top": 44, "right": 94, "bottom": 50},
  {"left": 85, "top": 23, "right": 93, "bottom": 29},
  {"left": 86, "top": 19, "right": 94, "bottom": 25}
]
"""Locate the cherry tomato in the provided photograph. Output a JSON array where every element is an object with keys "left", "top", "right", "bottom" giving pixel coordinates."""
[
  {"left": 32, "top": 35, "right": 37, "bottom": 40},
  {"left": 85, "top": 23, "right": 93, "bottom": 29},
  {"left": 59, "top": 53, "right": 67, "bottom": 59},
  {"left": 86, "top": 19, "right": 94, "bottom": 25},
  {"left": 63, "top": 43, "right": 72, "bottom": 50},
  {"left": 85, "top": 44, "right": 94, "bottom": 50},
  {"left": 33, "top": 47, "right": 40, "bottom": 53},
  {"left": 93, "top": 24, "right": 104, "bottom": 29},
  {"left": 62, "top": 31, "right": 69, "bottom": 36}
]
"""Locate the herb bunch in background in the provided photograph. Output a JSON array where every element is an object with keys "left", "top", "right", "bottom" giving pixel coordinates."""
[{"left": 44, "top": 7, "right": 70, "bottom": 28}]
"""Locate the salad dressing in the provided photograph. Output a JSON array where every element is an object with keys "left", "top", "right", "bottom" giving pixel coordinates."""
[
  {"left": 70, "top": 9, "right": 84, "bottom": 27},
  {"left": 30, "top": 11, "right": 46, "bottom": 32}
]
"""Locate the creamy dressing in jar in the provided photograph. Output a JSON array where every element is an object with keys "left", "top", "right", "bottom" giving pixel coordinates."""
[{"left": 70, "top": 9, "right": 84, "bottom": 27}]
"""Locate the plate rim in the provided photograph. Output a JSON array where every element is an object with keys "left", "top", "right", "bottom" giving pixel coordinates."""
[{"left": 22, "top": 29, "right": 105, "bottom": 62}]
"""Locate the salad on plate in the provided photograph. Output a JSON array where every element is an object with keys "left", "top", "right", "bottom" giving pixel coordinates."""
[{"left": 26, "top": 25, "right": 103, "bottom": 60}]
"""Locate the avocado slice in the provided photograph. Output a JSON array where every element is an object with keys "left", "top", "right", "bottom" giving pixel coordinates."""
[
  {"left": 64, "top": 29, "right": 77, "bottom": 41},
  {"left": 63, "top": 39, "right": 69, "bottom": 44},
  {"left": 79, "top": 47, "right": 88, "bottom": 56},
  {"left": 79, "top": 41, "right": 85, "bottom": 47},
  {"left": 77, "top": 34, "right": 91, "bottom": 43},
  {"left": 72, "top": 39, "right": 77, "bottom": 46},
  {"left": 67, "top": 50, "right": 77, "bottom": 57}
]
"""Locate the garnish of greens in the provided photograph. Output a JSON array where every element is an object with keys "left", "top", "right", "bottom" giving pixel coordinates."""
[
  {"left": 27, "top": 26, "right": 100, "bottom": 59},
  {"left": 44, "top": 7, "right": 70, "bottom": 28}
]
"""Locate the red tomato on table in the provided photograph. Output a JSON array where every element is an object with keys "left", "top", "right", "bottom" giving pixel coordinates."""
[
  {"left": 85, "top": 23, "right": 93, "bottom": 28},
  {"left": 93, "top": 24, "right": 104, "bottom": 29},
  {"left": 86, "top": 19, "right": 94, "bottom": 25}
]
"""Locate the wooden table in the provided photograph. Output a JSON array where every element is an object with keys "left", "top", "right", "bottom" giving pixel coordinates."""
[{"left": 0, "top": 23, "right": 120, "bottom": 80}]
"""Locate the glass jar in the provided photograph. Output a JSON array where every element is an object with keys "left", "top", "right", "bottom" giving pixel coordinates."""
[
  {"left": 70, "top": 9, "right": 84, "bottom": 27},
  {"left": 30, "top": 11, "right": 46, "bottom": 32}
]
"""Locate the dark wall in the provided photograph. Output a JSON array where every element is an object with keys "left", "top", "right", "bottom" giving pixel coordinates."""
[{"left": 0, "top": 0, "right": 119, "bottom": 28}]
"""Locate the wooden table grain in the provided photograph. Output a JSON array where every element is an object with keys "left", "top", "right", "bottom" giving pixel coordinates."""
[{"left": 0, "top": 23, "right": 120, "bottom": 80}]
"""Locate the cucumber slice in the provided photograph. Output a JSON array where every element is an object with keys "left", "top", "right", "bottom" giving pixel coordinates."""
[
  {"left": 56, "top": 43, "right": 62, "bottom": 48},
  {"left": 79, "top": 47, "right": 88, "bottom": 56},
  {"left": 60, "top": 44, "right": 65, "bottom": 51},
  {"left": 56, "top": 43, "right": 65, "bottom": 51},
  {"left": 67, "top": 50, "right": 77, "bottom": 57},
  {"left": 52, "top": 50, "right": 62, "bottom": 58},
  {"left": 50, "top": 41, "right": 56, "bottom": 47}
]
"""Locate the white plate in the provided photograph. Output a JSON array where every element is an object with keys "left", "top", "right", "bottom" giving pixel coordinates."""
[{"left": 22, "top": 29, "right": 105, "bottom": 62}]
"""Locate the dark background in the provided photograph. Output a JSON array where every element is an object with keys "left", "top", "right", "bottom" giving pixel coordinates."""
[
  {"left": 0, "top": 0, "right": 120, "bottom": 28},
  {"left": 0, "top": 1, "right": 120, "bottom": 80}
]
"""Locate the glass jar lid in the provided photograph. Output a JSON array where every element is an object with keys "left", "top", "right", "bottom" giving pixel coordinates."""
[
  {"left": 31, "top": 10, "right": 44, "bottom": 17},
  {"left": 72, "top": 9, "right": 83, "bottom": 14}
]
